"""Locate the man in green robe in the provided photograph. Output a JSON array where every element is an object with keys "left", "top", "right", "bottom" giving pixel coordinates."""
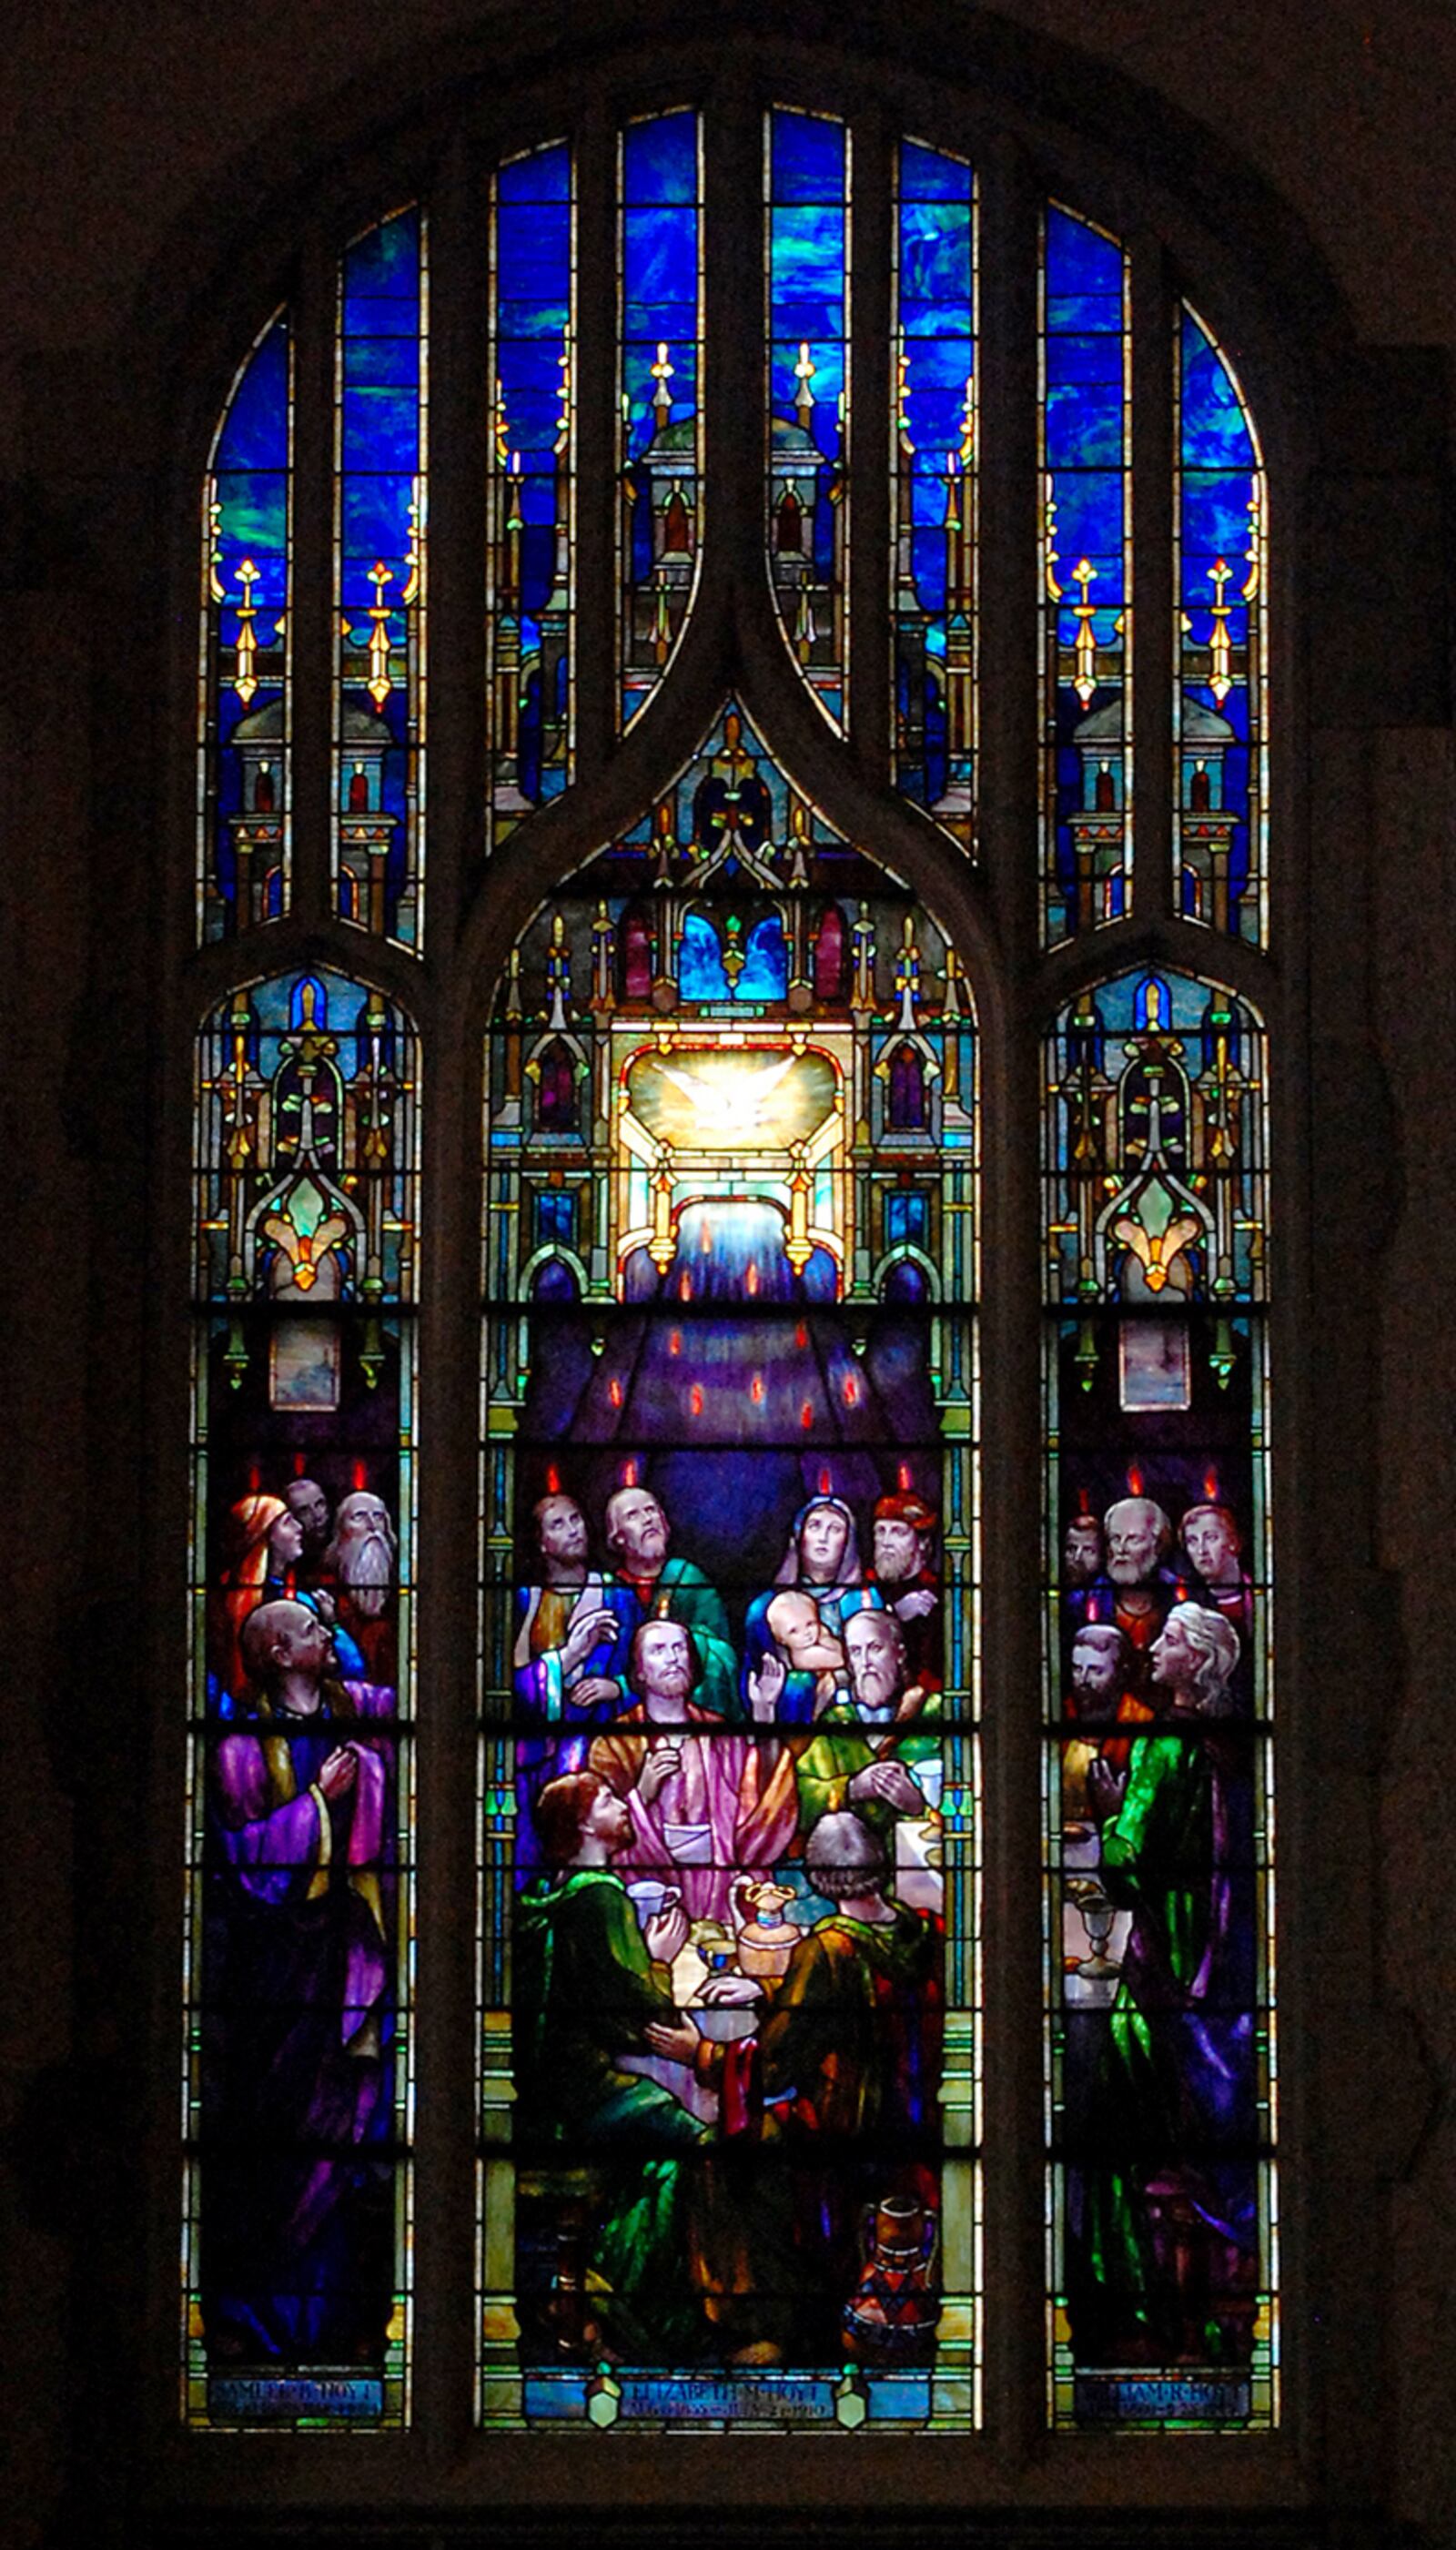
[
  {"left": 591, "top": 1484, "right": 740, "bottom": 1719},
  {"left": 792, "top": 1607, "right": 940, "bottom": 1836},
  {"left": 515, "top": 1768, "right": 710, "bottom": 2359},
  {"left": 1075, "top": 1603, "right": 1256, "bottom": 2367}
]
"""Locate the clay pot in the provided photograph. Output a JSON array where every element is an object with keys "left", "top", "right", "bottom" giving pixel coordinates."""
[{"left": 842, "top": 2197, "right": 940, "bottom": 2366}]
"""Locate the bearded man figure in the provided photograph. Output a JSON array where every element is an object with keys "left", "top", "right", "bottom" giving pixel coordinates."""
[{"left": 323, "top": 1489, "right": 399, "bottom": 1682}]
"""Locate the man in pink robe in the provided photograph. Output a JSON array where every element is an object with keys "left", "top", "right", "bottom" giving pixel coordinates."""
[{"left": 587, "top": 1619, "right": 797, "bottom": 1926}]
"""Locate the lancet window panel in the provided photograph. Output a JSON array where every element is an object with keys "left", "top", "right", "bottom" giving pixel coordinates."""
[
  {"left": 1039, "top": 206, "right": 1132, "bottom": 949},
  {"left": 199, "top": 310, "right": 293, "bottom": 943},
  {"left": 488, "top": 140, "right": 576, "bottom": 841},
  {"left": 766, "top": 109, "right": 850, "bottom": 733},
  {"left": 620, "top": 109, "right": 703, "bottom": 730},
  {"left": 893, "top": 140, "right": 976, "bottom": 850},
  {"left": 334, "top": 206, "right": 428, "bottom": 946},
  {"left": 185, "top": 968, "right": 420, "bottom": 2430},
  {"left": 1041, "top": 968, "right": 1276, "bottom": 2431},
  {"left": 1176, "top": 308, "right": 1268, "bottom": 944},
  {"left": 479, "top": 701, "right": 980, "bottom": 2434}
]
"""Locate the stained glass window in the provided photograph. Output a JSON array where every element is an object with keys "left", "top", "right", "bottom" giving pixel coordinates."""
[
  {"left": 335, "top": 207, "right": 427, "bottom": 945},
  {"left": 766, "top": 111, "right": 849, "bottom": 730},
  {"left": 185, "top": 92, "right": 1286, "bottom": 2458},
  {"left": 1043, "top": 970, "right": 1275, "bottom": 2428},
  {"left": 1040, "top": 207, "right": 1131, "bottom": 946},
  {"left": 488, "top": 142, "right": 574, "bottom": 837},
  {"left": 479, "top": 702, "right": 979, "bottom": 2430},
  {"left": 1177, "top": 308, "right": 1268, "bottom": 941},
  {"left": 620, "top": 110, "right": 703, "bottom": 728},
  {"left": 200, "top": 310, "right": 292, "bottom": 940},
  {"left": 186, "top": 970, "right": 419, "bottom": 2427},
  {"left": 894, "top": 141, "right": 976, "bottom": 847}
]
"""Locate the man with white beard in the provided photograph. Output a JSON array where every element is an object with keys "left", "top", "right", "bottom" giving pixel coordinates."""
[
  {"left": 323, "top": 1490, "right": 399, "bottom": 1682},
  {"left": 1081, "top": 1493, "right": 1180, "bottom": 1665}
]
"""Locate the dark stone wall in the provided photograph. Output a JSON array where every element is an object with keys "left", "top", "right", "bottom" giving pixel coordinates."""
[{"left": 5, "top": 6, "right": 1452, "bottom": 2544}]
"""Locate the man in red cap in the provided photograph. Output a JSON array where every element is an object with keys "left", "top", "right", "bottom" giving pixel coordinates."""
[{"left": 866, "top": 1491, "right": 942, "bottom": 1691}]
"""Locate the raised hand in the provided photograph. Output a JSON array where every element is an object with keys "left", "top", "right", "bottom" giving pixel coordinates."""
[
  {"left": 894, "top": 1586, "right": 937, "bottom": 1621},
  {"left": 1087, "top": 1757, "right": 1128, "bottom": 1824},
  {"left": 637, "top": 1743, "right": 682, "bottom": 1806},
  {"left": 747, "top": 1650, "right": 787, "bottom": 1721},
  {"left": 561, "top": 1604, "right": 618, "bottom": 1674},
  {"left": 643, "top": 1900, "right": 689, "bottom": 1967},
  {"left": 318, "top": 1745, "right": 359, "bottom": 1800}
]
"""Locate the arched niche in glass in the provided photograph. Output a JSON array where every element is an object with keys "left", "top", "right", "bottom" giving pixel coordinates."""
[
  {"left": 620, "top": 108, "right": 703, "bottom": 730},
  {"left": 478, "top": 701, "right": 980, "bottom": 2432},
  {"left": 186, "top": 969, "right": 420, "bottom": 2428},
  {"left": 488, "top": 139, "right": 575, "bottom": 841},
  {"left": 1042, "top": 968, "right": 1276, "bottom": 2429},
  {"left": 335, "top": 204, "right": 428, "bottom": 946},
  {"left": 1176, "top": 309, "right": 1268, "bottom": 944},
  {"left": 894, "top": 139, "right": 976, "bottom": 849},
  {"left": 199, "top": 309, "right": 292, "bottom": 941},
  {"left": 766, "top": 110, "right": 849, "bottom": 731},
  {"left": 1039, "top": 206, "right": 1131, "bottom": 948}
]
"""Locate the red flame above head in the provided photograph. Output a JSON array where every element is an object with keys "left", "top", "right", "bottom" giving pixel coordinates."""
[
  {"left": 801, "top": 1400, "right": 814, "bottom": 1432},
  {"left": 899, "top": 1463, "right": 913, "bottom": 1493},
  {"left": 819, "top": 1467, "right": 832, "bottom": 1497},
  {"left": 690, "top": 1384, "right": 703, "bottom": 1417},
  {"left": 794, "top": 1322, "right": 808, "bottom": 1351},
  {"left": 1175, "top": 1577, "right": 1188, "bottom": 1602},
  {"left": 1076, "top": 1486, "right": 1093, "bottom": 1517},
  {"left": 679, "top": 1272, "right": 692, "bottom": 1300},
  {"left": 1204, "top": 1467, "right": 1219, "bottom": 1502},
  {"left": 751, "top": 1374, "right": 765, "bottom": 1404},
  {"left": 745, "top": 1261, "right": 759, "bottom": 1297},
  {"left": 1087, "top": 1594, "right": 1102, "bottom": 1623},
  {"left": 546, "top": 1465, "right": 561, "bottom": 1494},
  {"left": 843, "top": 1375, "right": 859, "bottom": 1407},
  {"left": 284, "top": 1566, "right": 296, "bottom": 1598},
  {"left": 293, "top": 1450, "right": 308, "bottom": 1478},
  {"left": 353, "top": 1460, "right": 369, "bottom": 1493},
  {"left": 248, "top": 1462, "right": 261, "bottom": 1494},
  {"left": 623, "top": 1459, "right": 639, "bottom": 1488},
  {"left": 1127, "top": 1464, "right": 1144, "bottom": 1497},
  {"left": 609, "top": 1377, "right": 623, "bottom": 1409},
  {"left": 669, "top": 1331, "right": 682, "bottom": 1357}
]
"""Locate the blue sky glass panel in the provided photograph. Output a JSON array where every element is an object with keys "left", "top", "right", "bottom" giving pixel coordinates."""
[
  {"left": 186, "top": 969, "right": 420, "bottom": 2427},
  {"left": 620, "top": 111, "right": 702, "bottom": 729},
  {"left": 201, "top": 312, "right": 291, "bottom": 939},
  {"left": 1042, "top": 968, "right": 1276, "bottom": 2429},
  {"left": 490, "top": 143, "right": 574, "bottom": 837},
  {"left": 1040, "top": 208, "right": 1130, "bottom": 946},
  {"left": 895, "top": 140, "right": 976, "bottom": 848},
  {"left": 337, "top": 207, "right": 426, "bottom": 946},
  {"left": 479, "top": 702, "right": 981, "bottom": 2430},
  {"left": 767, "top": 111, "right": 848, "bottom": 729},
  {"left": 1177, "top": 309, "right": 1267, "bottom": 942}
]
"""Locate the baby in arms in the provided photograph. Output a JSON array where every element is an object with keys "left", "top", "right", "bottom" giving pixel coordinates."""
[{"left": 761, "top": 1590, "right": 847, "bottom": 1720}]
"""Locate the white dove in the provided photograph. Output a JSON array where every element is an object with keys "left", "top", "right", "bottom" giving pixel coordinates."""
[{"left": 654, "top": 1051, "right": 798, "bottom": 1137}]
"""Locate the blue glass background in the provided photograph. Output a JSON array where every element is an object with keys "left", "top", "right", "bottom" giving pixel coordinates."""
[
  {"left": 1179, "top": 310, "right": 1259, "bottom": 923},
  {"left": 494, "top": 142, "right": 573, "bottom": 804},
  {"left": 1044, "top": 207, "right": 1128, "bottom": 934},
  {"left": 339, "top": 209, "right": 423, "bottom": 929},
  {"left": 895, "top": 142, "right": 975, "bottom": 819}
]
